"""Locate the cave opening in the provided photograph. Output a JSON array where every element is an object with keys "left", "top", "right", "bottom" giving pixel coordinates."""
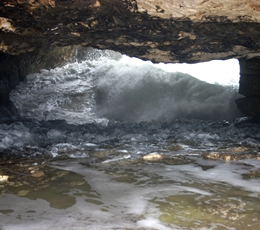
[
  {"left": 7, "top": 49, "right": 242, "bottom": 123},
  {"left": 1, "top": 50, "right": 260, "bottom": 230},
  {"left": 156, "top": 58, "right": 240, "bottom": 87}
]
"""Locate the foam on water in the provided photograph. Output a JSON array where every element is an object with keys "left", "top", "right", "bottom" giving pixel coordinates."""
[
  {"left": 155, "top": 158, "right": 260, "bottom": 194},
  {"left": 10, "top": 61, "right": 97, "bottom": 124},
  {"left": 96, "top": 62, "right": 241, "bottom": 122},
  {"left": 2, "top": 158, "right": 258, "bottom": 230},
  {"left": 2, "top": 48, "right": 251, "bottom": 153},
  {"left": 10, "top": 49, "right": 242, "bottom": 124},
  {"left": 1, "top": 116, "right": 260, "bottom": 155}
]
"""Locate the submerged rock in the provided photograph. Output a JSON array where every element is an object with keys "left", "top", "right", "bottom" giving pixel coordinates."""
[
  {"left": 202, "top": 150, "right": 260, "bottom": 161},
  {"left": 30, "top": 170, "right": 45, "bottom": 178}
]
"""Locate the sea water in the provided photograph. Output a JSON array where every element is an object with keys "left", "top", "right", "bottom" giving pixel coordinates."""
[
  {"left": 9, "top": 50, "right": 241, "bottom": 124},
  {"left": 0, "top": 48, "right": 259, "bottom": 230}
]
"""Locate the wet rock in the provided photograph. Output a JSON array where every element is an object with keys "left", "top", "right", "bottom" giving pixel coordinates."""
[
  {"left": 202, "top": 148, "right": 260, "bottom": 161},
  {"left": 239, "top": 58, "right": 260, "bottom": 97},
  {"left": 143, "top": 152, "right": 163, "bottom": 160},
  {"left": 166, "top": 143, "right": 184, "bottom": 151},
  {"left": 242, "top": 169, "right": 260, "bottom": 179},
  {"left": 202, "top": 147, "right": 260, "bottom": 161},
  {"left": 235, "top": 97, "right": 260, "bottom": 117},
  {"left": 202, "top": 152, "right": 222, "bottom": 160},
  {"left": 201, "top": 198, "right": 246, "bottom": 221},
  {"left": 30, "top": 170, "right": 45, "bottom": 178},
  {"left": 236, "top": 57, "right": 260, "bottom": 117},
  {"left": 0, "top": 175, "right": 8, "bottom": 184},
  {"left": 18, "top": 190, "right": 29, "bottom": 196},
  {"left": 1, "top": 0, "right": 260, "bottom": 62}
]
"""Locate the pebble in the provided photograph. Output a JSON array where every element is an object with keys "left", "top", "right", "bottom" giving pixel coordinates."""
[
  {"left": 0, "top": 175, "right": 9, "bottom": 184},
  {"left": 30, "top": 170, "right": 45, "bottom": 178},
  {"left": 143, "top": 152, "right": 163, "bottom": 160}
]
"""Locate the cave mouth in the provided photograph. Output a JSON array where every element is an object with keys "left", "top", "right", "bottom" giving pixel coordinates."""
[
  {"left": 8, "top": 48, "right": 242, "bottom": 124},
  {"left": 0, "top": 49, "right": 254, "bottom": 158},
  {"left": 156, "top": 58, "right": 240, "bottom": 87}
]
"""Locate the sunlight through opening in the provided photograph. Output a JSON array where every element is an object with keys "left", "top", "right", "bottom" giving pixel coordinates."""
[{"left": 156, "top": 59, "right": 240, "bottom": 87}]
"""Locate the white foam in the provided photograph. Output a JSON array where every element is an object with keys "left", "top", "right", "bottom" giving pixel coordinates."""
[
  {"left": 137, "top": 218, "right": 173, "bottom": 230},
  {"left": 84, "top": 143, "right": 97, "bottom": 147},
  {"left": 69, "top": 152, "right": 89, "bottom": 158},
  {"left": 102, "top": 154, "right": 131, "bottom": 163},
  {"left": 10, "top": 60, "right": 97, "bottom": 124},
  {"left": 0, "top": 123, "right": 32, "bottom": 150},
  {"left": 0, "top": 194, "right": 138, "bottom": 230},
  {"left": 10, "top": 48, "right": 242, "bottom": 124},
  {"left": 95, "top": 56, "right": 242, "bottom": 122},
  {"left": 161, "top": 158, "right": 260, "bottom": 194},
  {"left": 1, "top": 159, "right": 259, "bottom": 230}
]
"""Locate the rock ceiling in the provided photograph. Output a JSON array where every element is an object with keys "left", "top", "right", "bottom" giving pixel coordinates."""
[{"left": 1, "top": 0, "right": 260, "bottom": 63}]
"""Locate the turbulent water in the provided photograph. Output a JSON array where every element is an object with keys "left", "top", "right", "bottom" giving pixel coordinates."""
[
  {"left": 0, "top": 48, "right": 260, "bottom": 230},
  {"left": 0, "top": 48, "right": 247, "bottom": 155},
  {"left": 9, "top": 49, "right": 241, "bottom": 124}
]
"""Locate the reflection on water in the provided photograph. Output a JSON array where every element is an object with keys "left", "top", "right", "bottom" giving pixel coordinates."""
[{"left": 0, "top": 155, "right": 259, "bottom": 230}]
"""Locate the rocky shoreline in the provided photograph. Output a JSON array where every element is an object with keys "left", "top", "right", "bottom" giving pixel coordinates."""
[{"left": 1, "top": 147, "right": 260, "bottom": 193}]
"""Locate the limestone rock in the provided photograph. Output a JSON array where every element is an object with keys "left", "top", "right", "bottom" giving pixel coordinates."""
[{"left": 1, "top": 0, "right": 260, "bottom": 63}]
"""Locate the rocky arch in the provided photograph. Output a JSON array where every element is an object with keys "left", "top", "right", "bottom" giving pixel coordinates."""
[{"left": 1, "top": 0, "right": 260, "bottom": 118}]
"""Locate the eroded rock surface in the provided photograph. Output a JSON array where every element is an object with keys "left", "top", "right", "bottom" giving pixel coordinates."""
[{"left": 1, "top": 0, "right": 260, "bottom": 62}]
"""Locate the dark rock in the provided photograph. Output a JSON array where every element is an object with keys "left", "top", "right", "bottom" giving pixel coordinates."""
[
  {"left": 1, "top": 0, "right": 260, "bottom": 63},
  {"left": 236, "top": 58, "right": 260, "bottom": 117},
  {"left": 239, "top": 58, "right": 260, "bottom": 96},
  {"left": 235, "top": 97, "right": 260, "bottom": 117}
]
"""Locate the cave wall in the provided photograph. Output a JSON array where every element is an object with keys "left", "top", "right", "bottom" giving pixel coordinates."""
[
  {"left": 1, "top": 0, "right": 260, "bottom": 63},
  {"left": 236, "top": 58, "right": 260, "bottom": 117},
  {"left": 0, "top": 45, "right": 102, "bottom": 116}
]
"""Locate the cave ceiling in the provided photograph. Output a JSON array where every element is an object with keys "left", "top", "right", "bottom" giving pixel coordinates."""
[{"left": 1, "top": 0, "right": 260, "bottom": 63}]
